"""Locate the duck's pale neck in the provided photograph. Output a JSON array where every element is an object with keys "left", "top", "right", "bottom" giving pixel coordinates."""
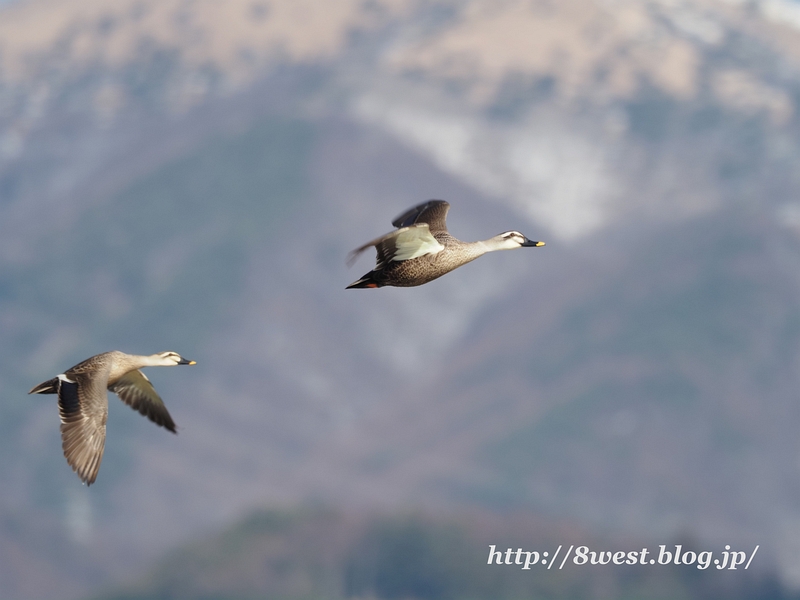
[
  {"left": 448, "top": 237, "right": 517, "bottom": 261},
  {"left": 478, "top": 236, "right": 522, "bottom": 253},
  {"left": 127, "top": 353, "right": 176, "bottom": 368},
  {"left": 446, "top": 238, "right": 493, "bottom": 261},
  {"left": 147, "top": 354, "right": 172, "bottom": 367}
]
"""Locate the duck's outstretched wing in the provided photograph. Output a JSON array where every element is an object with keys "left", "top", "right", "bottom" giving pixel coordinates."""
[
  {"left": 347, "top": 223, "right": 445, "bottom": 268},
  {"left": 391, "top": 200, "right": 450, "bottom": 234},
  {"left": 110, "top": 370, "right": 177, "bottom": 433},
  {"left": 58, "top": 373, "right": 108, "bottom": 486}
]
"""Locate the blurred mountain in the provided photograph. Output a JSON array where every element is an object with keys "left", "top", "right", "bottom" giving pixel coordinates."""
[
  {"left": 3, "top": 0, "right": 800, "bottom": 598},
  {"left": 89, "top": 508, "right": 780, "bottom": 600}
]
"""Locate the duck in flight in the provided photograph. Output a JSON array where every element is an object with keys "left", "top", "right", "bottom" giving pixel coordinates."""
[
  {"left": 29, "top": 350, "right": 195, "bottom": 485},
  {"left": 347, "top": 200, "right": 545, "bottom": 288}
]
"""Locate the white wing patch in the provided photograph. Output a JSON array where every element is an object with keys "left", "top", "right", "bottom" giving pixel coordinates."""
[{"left": 390, "top": 225, "right": 444, "bottom": 262}]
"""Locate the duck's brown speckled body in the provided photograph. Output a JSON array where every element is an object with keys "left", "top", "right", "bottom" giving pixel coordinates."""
[
  {"left": 29, "top": 350, "right": 195, "bottom": 485},
  {"left": 347, "top": 200, "right": 544, "bottom": 288}
]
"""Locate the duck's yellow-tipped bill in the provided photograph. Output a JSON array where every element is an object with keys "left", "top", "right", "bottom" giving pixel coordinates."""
[{"left": 521, "top": 238, "right": 545, "bottom": 247}]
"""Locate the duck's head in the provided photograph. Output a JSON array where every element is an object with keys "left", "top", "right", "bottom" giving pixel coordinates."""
[
  {"left": 493, "top": 231, "right": 545, "bottom": 250},
  {"left": 156, "top": 351, "right": 196, "bottom": 366}
]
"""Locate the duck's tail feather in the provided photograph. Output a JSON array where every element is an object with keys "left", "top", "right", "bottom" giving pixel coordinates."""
[
  {"left": 346, "top": 271, "right": 382, "bottom": 289},
  {"left": 29, "top": 377, "right": 59, "bottom": 394}
]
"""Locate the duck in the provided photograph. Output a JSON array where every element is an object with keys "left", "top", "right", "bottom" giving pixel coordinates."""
[
  {"left": 346, "top": 200, "right": 545, "bottom": 288},
  {"left": 29, "top": 350, "right": 195, "bottom": 485}
]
